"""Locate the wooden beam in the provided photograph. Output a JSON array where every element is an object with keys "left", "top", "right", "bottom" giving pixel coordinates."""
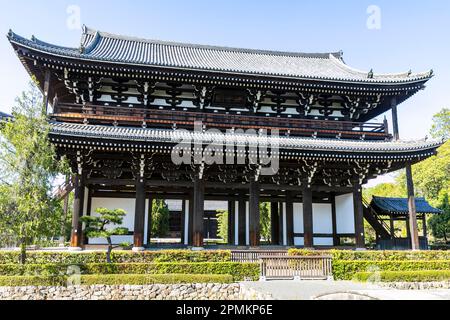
[
  {"left": 331, "top": 193, "right": 339, "bottom": 246},
  {"left": 42, "top": 69, "right": 51, "bottom": 114},
  {"left": 249, "top": 180, "right": 260, "bottom": 247},
  {"left": 228, "top": 200, "right": 235, "bottom": 245},
  {"left": 302, "top": 187, "right": 313, "bottom": 248},
  {"left": 147, "top": 194, "right": 153, "bottom": 246},
  {"left": 406, "top": 163, "right": 420, "bottom": 250}
]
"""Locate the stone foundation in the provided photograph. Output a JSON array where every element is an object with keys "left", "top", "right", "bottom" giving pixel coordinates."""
[
  {"left": 0, "top": 283, "right": 273, "bottom": 300},
  {"left": 377, "top": 281, "right": 450, "bottom": 290}
]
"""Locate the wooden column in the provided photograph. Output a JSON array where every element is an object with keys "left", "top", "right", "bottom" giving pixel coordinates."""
[
  {"left": 271, "top": 202, "right": 280, "bottom": 245},
  {"left": 406, "top": 163, "right": 420, "bottom": 250},
  {"left": 238, "top": 196, "right": 247, "bottom": 246},
  {"left": 192, "top": 177, "right": 205, "bottom": 247},
  {"left": 422, "top": 215, "right": 428, "bottom": 238},
  {"left": 302, "top": 187, "right": 313, "bottom": 248},
  {"left": 70, "top": 173, "right": 85, "bottom": 249},
  {"left": 188, "top": 192, "right": 194, "bottom": 246},
  {"left": 42, "top": 69, "right": 51, "bottom": 114},
  {"left": 391, "top": 98, "right": 400, "bottom": 141},
  {"left": 390, "top": 213, "right": 395, "bottom": 239},
  {"left": 249, "top": 180, "right": 260, "bottom": 247},
  {"left": 331, "top": 194, "right": 339, "bottom": 246},
  {"left": 353, "top": 184, "right": 365, "bottom": 249},
  {"left": 278, "top": 203, "right": 284, "bottom": 245},
  {"left": 83, "top": 187, "right": 92, "bottom": 245},
  {"left": 146, "top": 195, "right": 153, "bottom": 246},
  {"left": 133, "top": 177, "right": 146, "bottom": 250},
  {"left": 285, "top": 193, "right": 294, "bottom": 246},
  {"left": 227, "top": 200, "right": 235, "bottom": 245}
]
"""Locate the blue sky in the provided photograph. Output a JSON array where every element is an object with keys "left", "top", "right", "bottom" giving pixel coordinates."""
[{"left": 1, "top": 0, "right": 449, "bottom": 143}]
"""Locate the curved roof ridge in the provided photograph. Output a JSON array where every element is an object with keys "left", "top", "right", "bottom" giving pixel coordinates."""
[{"left": 82, "top": 25, "right": 342, "bottom": 59}]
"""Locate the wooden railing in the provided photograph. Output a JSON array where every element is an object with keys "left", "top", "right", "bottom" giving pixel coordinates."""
[
  {"left": 259, "top": 256, "right": 333, "bottom": 280},
  {"left": 377, "top": 237, "right": 429, "bottom": 250},
  {"left": 231, "top": 250, "right": 288, "bottom": 263},
  {"left": 52, "top": 103, "right": 391, "bottom": 141}
]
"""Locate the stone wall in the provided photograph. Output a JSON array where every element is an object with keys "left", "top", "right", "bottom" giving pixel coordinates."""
[
  {"left": 0, "top": 283, "right": 273, "bottom": 300},
  {"left": 377, "top": 281, "right": 450, "bottom": 290}
]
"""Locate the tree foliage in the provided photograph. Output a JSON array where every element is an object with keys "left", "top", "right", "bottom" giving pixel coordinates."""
[
  {"left": 151, "top": 200, "right": 170, "bottom": 238},
  {"left": 0, "top": 79, "right": 66, "bottom": 263},
  {"left": 260, "top": 202, "right": 271, "bottom": 242},
  {"left": 216, "top": 210, "right": 228, "bottom": 242},
  {"left": 81, "top": 208, "right": 129, "bottom": 263},
  {"left": 430, "top": 108, "right": 450, "bottom": 140}
]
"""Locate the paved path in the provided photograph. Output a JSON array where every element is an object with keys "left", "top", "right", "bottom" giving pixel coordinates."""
[{"left": 241, "top": 280, "right": 450, "bottom": 300}]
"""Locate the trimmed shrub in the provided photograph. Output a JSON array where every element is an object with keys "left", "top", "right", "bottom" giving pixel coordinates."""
[
  {"left": 0, "top": 250, "right": 231, "bottom": 265},
  {"left": 0, "top": 274, "right": 233, "bottom": 287},
  {"left": 333, "top": 260, "right": 450, "bottom": 280},
  {"left": 0, "top": 262, "right": 259, "bottom": 281},
  {"left": 354, "top": 270, "right": 450, "bottom": 283},
  {"left": 288, "top": 249, "right": 450, "bottom": 261}
]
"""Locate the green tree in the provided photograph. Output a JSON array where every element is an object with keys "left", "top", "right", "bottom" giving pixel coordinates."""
[
  {"left": 151, "top": 200, "right": 170, "bottom": 238},
  {"left": 260, "top": 202, "right": 271, "bottom": 242},
  {"left": 0, "top": 79, "right": 65, "bottom": 263},
  {"left": 81, "top": 208, "right": 129, "bottom": 263},
  {"left": 430, "top": 108, "right": 450, "bottom": 140},
  {"left": 216, "top": 210, "right": 228, "bottom": 242},
  {"left": 428, "top": 194, "right": 450, "bottom": 243}
]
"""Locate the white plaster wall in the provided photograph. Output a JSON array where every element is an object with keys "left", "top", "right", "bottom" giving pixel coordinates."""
[
  {"left": 313, "top": 203, "right": 333, "bottom": 234},
  {"left": 184, "top": 200, "right": 190, "bottom": 245},
  {"left": 89, "top": 198, "right": 146, "bottom": 245},
  {"left": 246, "top": 202, "right": 249, "bottom": 246},
  {"left": 314, "top": 238, "right": 334, "bottom": 246},
  {"left": 293, "top": 203, "right": 304, "bottom": 234},
  {"left": 234, "top": 201, "right": 239, "bottom": 245},
  {"left": 166, "top": 200, "right": 182, "bottom": 211},
  {"left": 335, "top": 194, "right": 355, "bottom": 234},
  {"left": 205, "top": 201, "right": 228, "bottom": 211},
  {"left": 282, "top": 203, "right": 287, "bottom": 246}
]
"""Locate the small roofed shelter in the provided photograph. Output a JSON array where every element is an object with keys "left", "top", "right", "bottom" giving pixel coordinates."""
[
  {"left": 0, "top": 111, "right": 12, "bottom": 121},
  {"left": 369, "top": 196, "right": 442, "bottom": 250}
]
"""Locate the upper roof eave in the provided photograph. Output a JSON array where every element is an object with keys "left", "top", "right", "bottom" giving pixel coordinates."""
[{"left": 7, "top": 29, "right": 434, "bottom": 86}]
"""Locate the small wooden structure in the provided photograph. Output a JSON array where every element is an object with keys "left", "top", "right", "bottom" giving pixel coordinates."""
[
  {"left": 260, "top": 256, "right": 333, "bottom": 280},
  {"left": 231, "top": 250, "right": 288, "bottom": 263}
]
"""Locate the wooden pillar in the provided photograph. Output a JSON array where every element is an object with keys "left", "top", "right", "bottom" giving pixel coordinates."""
[
  {"left": 285, "top": 193, "right": 294, "bottom": 246},
  {"left": 302, "top": 187, "right": 313, "bottom": 248},
  {"left": 249, "top": 180, "right": 260, "bottom": 247},
  {"left": 227, "top": 200, "right": 235, "bottom": 245},
  {"left": 133, "top": 177, "right": 146, "bottom": 250},
  {"left": 389, "top": 213, "right": 395, "bottom": 239},
  {"left": 42, "top": 69, "right": 51, "bottom": 114},
  {"left": 238, "top": 196, "right": 247, "bottom": 246},
  {"left": 331, "top": 194, "right": 339, "bottom": 246},
  {"left": 423, "top": 215, "right": 428, "bottom": 238},
  {"left": 147, "top": 195, "right": 153, "bottom": 246},
  {"left": 391, "top": 98, "right": 400, "bottom": 141},
  {"left": 271, "top": 202, "right": 280, "bottom": 245},
  {"left": 70, "top": 173, "right": 85, "bottom": 249},
  {"left": 192, "top": 177, "right": 205, "bottom": 247},
  {"left": 406, "top": 217, "right": 411, "bottom": 239},
  {"left": 278, "top": 203, "right": 284, "bottom": 245},
  {"left": 83, "top": 187, "right": 93, "bottom": 245},
  {"left": 188, "top": 192, "right": 194, "bottom": 246},
  {"left": 353, "top": 184, "right": 365, "bottom": 249},
  {"left": 406, "top": 163, "right": 420, "bottom": 250}
]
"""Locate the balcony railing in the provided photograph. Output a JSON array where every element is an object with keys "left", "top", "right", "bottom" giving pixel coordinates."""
[{"left": 51, "top": 103, "right": 391, "bottom": 141}]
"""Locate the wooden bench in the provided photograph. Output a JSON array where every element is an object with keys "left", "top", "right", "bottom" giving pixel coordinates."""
[{"left": 259, "top": 255, "right": 333, "bottom": 281}]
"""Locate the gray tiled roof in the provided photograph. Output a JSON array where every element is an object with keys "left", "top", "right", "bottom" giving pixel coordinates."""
[
  {"left": 7, "top": 26, "right": 433, "bottom": 84},
  {"left": 371, "top": 196, "right": 442, "bottom": 215},
  {"left": 0, "top": 111, "right": 12, "bottom": 120},
  {"left": 49, "top": 122, "right": 443, "bottom": 154}
]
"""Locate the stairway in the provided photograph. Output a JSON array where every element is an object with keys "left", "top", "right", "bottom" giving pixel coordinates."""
[{"left": 362, "top": 198, "right": 391, "bottom": 240}]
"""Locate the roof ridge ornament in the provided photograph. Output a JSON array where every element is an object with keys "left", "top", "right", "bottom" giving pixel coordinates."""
[{"left": 368, "top": 69, "right": 374, "bottom": 79}]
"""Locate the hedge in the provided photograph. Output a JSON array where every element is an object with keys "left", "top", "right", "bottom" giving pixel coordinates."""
[
  {"left": 0, "top": 262, "right": 260, "bottom": 281},
  {"left": 288, "top": 249, "right": 450, "bottom": 261},
  {"left": 0, "top": 250, "right": 231, "bottom": 265},
  {"left": 333, "top": 260, "right": 450, "bottom": 280},
  {"left": 0, "top": 274, "right": 233, "bottom": 287},
  {"left": 354, "top": 270, "right": 450, "bottom": 283}
]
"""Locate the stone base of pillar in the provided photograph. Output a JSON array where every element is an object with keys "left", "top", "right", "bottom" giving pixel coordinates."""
[
  {"left": 132, "top": 247, "right": 145, "bottom": 252},
  {"left": 190, "top": 247, "right": 205, "bottom": 251},
  {"left": 68, "top": 247, "right": 83, "bottom": 252},
  {"left": 355, "top": 247, "right": 367, "bottom": 251}
]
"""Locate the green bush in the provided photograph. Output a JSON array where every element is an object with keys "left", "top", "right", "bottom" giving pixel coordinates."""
[
  {"left": 0, "top": 274, "right": 233, "bottom": 287},
  {"left": 333, "top": 260, "right": 450, "bottom": 280},
  {"left": 0, "top": 250, "right": 231, "bottom": 264},
  {"left": 288, "top": 249, "right": 450, "bottom": 261},
  {"left": 354, "top": 270, "right": 450, "bottom": 283},
  {"left": 0, "top": 262, "right": 259, "bottom": 281}
]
